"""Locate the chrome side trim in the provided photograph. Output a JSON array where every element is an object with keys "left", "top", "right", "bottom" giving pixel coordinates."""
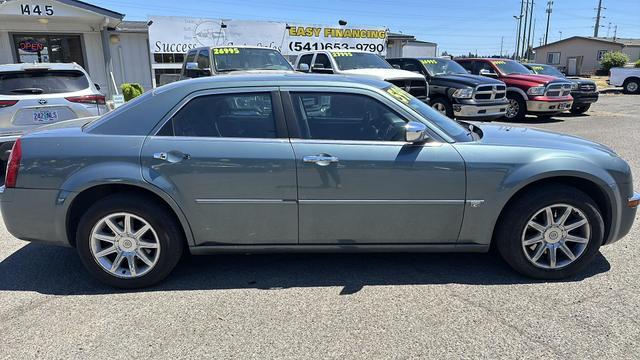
[
  {"left": 299, "top": 199, "right": 465, "bottom": 205},
  {"left": 195, "top": 199, "right": 294, "bottom": 204}
]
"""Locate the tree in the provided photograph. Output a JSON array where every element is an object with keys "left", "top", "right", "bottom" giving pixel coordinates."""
[
  {"left": 599, "top": 51, "right": 629, "bottom": 72},
  {"left": 120, "top": 83, "right": 144, "bottom": 102}
]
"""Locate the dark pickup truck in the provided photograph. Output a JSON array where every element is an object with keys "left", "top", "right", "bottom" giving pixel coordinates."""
[
  {"left": 387, "top": 57, "right": 508, "bottom": 120},
  {"left": 524, "top": 63, "right": 598, "bottom": 114}
]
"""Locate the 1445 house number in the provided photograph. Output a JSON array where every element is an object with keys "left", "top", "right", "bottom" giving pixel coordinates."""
[{"left": 20, "top": 4, "right": 55, "bottom": 16}]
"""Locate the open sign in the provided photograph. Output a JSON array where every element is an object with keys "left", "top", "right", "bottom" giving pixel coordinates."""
[{"left": 19, "top": 39, "right": 45, "bottom": 53}]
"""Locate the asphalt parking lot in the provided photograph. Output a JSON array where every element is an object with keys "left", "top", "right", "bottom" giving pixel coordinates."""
[{"left": 0, "top": 94, "right": 639, "bottom": 359}]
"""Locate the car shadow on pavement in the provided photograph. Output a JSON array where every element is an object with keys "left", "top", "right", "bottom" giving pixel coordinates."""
[
  {"left": 0, "top": 243, "right": 611, "bottom": 295},
  {"left": 502, "top": 115, "right": 565, "bottom": 124}
]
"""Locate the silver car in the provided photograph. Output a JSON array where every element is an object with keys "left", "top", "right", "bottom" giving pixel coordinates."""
[
  {"left": 0, "top": 62, "right": 106, "bottom": 135},
  {"left": 0, "top": 74, "right": 637, "bottom": 288}
]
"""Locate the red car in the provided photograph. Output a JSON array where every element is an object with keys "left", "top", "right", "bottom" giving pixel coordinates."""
[{"left": 456, "top": 58, "right": 574, "bottom": 121}]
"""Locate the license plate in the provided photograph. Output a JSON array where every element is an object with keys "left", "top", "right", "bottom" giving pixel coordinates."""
[{"left": 32, "top": 110, "right": 59, "bottom": 123}]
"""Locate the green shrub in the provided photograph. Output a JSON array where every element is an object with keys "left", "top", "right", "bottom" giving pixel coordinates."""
[
  {"left": 120, "top": 83, "right": 144, "bottom": 102},
  {"left": 635, "top": 59, "right": 640, "bottom": 68},
  {"left": 599, "top": 51, "right": 629, "bottom": 72}
]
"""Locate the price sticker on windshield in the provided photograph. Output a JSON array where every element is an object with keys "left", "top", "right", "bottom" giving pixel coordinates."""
[
  {"left": 213, "top": 48, "right": 240, "bottom": 55},
  {"left": 386, "top": 85, "right": 412, "bottom": 105},
  {"left": 331, "top": 52, "right": 353, "bottom": 57},
  {"left": 532, "top": 66, "right": 544, "bottom": 71},
  {"left": 492, "top": 60, "right": 506, "bottom": 65},
  {"left": 420, "top": 59, "right": 438, "bottom": 65}
]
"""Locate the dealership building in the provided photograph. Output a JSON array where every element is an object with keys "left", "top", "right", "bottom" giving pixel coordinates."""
[{"left": 0, "top": 0, "right": 437, "bottom": 96}]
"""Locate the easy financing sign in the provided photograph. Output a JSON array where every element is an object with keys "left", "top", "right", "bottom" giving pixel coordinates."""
[{"left": 148, "top": 16, "right": 388, "bottom": 56}]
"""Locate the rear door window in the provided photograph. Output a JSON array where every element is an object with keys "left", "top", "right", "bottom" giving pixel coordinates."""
[
  {"left": 457, "top": 61, "right": 475, "bottom": 74},
  {"left": 161, "top": 93, "right": 278, "bottom": 138},
  {"left": 0, "top": 70, "right": 89, "bottom": 95}
]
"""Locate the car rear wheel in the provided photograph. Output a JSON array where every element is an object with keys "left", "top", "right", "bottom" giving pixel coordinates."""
[
  {"left": 570, "top": 104, "right": 591, "bottom": 114},
  {"left": 504, "top": 93, "right": 526, "bottom": 121},
  {"left": 430, "top": 97, "right": 454, "bottom": 118},
  {"left": 623, "top": 78, "right": 640, "bottom": 94},
  {"left": 495, "top": 185, "right": 604, "bottom": 279},
  {"left": 76, "top": 194, "right": 183, "bottom": 288}
]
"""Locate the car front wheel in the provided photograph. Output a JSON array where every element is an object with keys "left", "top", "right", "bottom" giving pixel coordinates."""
[
  {"left": 430, "top": 97, "right": 454, "bottom": 118},
  {"left": 570, "top": 104, "right": 591, "bottom": 114},
  {"left": 495, "top": 185, "right": 604, "bottom": 279},
  {"left": 504, "top": 93, "right": 527, "bottom": 121},
  {"left": 76, "top": 194, "right": 183, "bottom": 288}
]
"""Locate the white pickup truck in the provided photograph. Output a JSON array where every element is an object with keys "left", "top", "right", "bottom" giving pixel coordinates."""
[
  {"left": 294, "top": 50, "right": 429, "bottom": 101},
  {"left": 609, "top": 67, "right": 640, "bottom": 94}
]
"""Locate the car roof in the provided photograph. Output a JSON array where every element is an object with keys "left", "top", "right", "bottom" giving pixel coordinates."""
[
  {"left": 157, "top": 72, "right": 390, "bottom": 92},
  {"left": 455, "top": 58, "right": 513, "bottom": 61},
  {"left": 0, "top": 62, "right": 86, "bottom": 72}
]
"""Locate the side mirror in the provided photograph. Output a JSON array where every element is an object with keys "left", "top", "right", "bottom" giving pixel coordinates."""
[
  {"left": 405, "top": 121, "right": 429, "bottom": 143},
  {"left": 298, "top": 63, "right": 310, "bottom": 72},
  {"left": 479, "top": 69, "right": 498, "bottom": 78},
  {"left": 392, "top": 64, "right": 401, "bottom": 69},
  {"left": 94, "top": 83, "right": 101, "bottom": 90},
  {"left": 185, "top": 62, "right": 198, "bottom": 70},
  {"left": 311, "top": 64, "right": 334, "bottom": 74}
]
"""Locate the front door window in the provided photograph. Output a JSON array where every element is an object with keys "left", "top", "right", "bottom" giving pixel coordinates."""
[{"left": 13, "top": 34, "right": 84, "bottom": 67}]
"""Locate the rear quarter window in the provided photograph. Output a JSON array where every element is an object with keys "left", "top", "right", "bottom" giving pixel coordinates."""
[{"left": 0, "top": 70, "right": 89, "bottom": 95}]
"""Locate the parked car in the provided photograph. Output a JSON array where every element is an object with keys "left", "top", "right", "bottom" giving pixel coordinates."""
[
  {"left": 179, "top": 46, "right": 294, "bottom": 81},
  {"left": 523, "top": 63, "right": 598, "bottom": 114},
  {"left": 294, "top": 50, "right": 428, "bottom": 100},
  {"left": 455, "top": 58, "right": 574, "bottom": 121},
  {"left": 608, "top": 67, "right": 640, "bottom": 94},
  {"left": 1, "top": 74, "right": 637, "bottom": 288},
  {"left": 0, "top": 62, "right": 106, "bottom": 176},
  {"left": 387, "top": 57, "right": 508, "bottom": 120}
]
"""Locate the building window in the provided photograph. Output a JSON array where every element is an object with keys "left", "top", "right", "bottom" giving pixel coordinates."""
[
  {"left": 597, "top": 50, "right": 609, "bottom": 61},
  {"left": 13, "top": 34, "right": 84, "bottom": 67},
  {"left": 154, "top": 68, "right": 181, "bottom": 85},
  {"left": 152, "top": 53, "right": 185, "bottom": 64},
  {"left": 546, "top": 52, "right": 560, "bottom": 65}
]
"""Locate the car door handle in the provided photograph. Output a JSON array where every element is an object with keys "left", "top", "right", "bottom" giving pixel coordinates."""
[
  {"left": 303, "top": 154, "right": 339, "bottom": 166},
  {"left": 153, "top": 151, "right": 191, "bottom": 163}
]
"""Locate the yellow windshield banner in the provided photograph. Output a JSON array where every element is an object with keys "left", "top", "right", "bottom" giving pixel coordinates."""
[
  {"left": 420, "top": 59, "right": 438, "bottom": 65},
  {"left": 492, "top": 60, "right": 506, "bottom": 65},
  {"left": 531, "top": 66, "right": 544, "bottom": 71},
  {"left": 331, "top": 52, "right": 353, "bottom": 57},
  {"left": 386, "top": 86, "right": 412, "bottom": 105},
  {"left": 213, "top": 48, "right": 241, "bottom": 55}
]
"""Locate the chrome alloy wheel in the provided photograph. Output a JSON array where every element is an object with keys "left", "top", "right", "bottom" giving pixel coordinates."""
[
  {"left": 90, "top": 212, "right": 161, "bottom": 278},
  {"left": 627, "top": 81, "right": 639, "bottom": 93},
  {"left": 432, "top": 102, "right": 447, "bottom": 115},
  {"left": 521, "top": 204, "right": 591, "bottom": 269},
  {"left": 505, "top": 98, "right": 519, "bottom": 119}
]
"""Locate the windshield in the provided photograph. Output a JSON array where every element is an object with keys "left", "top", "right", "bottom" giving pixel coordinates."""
[
  {"left": 384, "top": 85, "right": 473, "bottom": 142},
  {"left": 0, "top": 70, "right": 89, "bottom": 95},
  {"left": 419, "top": 58, "right": 467, "bottom": 76},
  {"left": 528, "top": 64, "right": 564, "bottom": 77},
  {"left": 491, "top": 60, "right": 532, "bottom": 75},
  {"left": 213, "top": 48, "right": 293, "bottom": 72},
  {"left": 332, "top": 52, "right": 392, "bottom": 70}
]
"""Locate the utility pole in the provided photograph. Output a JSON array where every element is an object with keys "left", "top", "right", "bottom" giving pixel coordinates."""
[
  {"left": 559, "top": 30, "right": 562, "bottom": 40},
  {"left": 528, "top": 18, "right": 536, "bottom": 61},
  {"left": 544, "top": 0, "right": 553, "bottom": 45},
  {"left": 518, "top": 0, "right": 529, "bottom": 57},
  {"left": 594, "top": 0, "right": 604, "bottom": 37},
  {"left": 606, "top": 21, "right": 611, "bottom": 37},
  {"left": 526, "top": 0, "right": 535, "bottom": 59},
  {"left": 613, "top": 25, "right": 617, "bottom": 41},
  {"left": 515, "top": 0, "right": 525, "bottom": 59},
  {"left": 500, "top": 36, "right": 504, "bottom": 57}
]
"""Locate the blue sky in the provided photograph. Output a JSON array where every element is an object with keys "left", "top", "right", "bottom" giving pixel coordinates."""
[{"left": 91, "top": 0, "right": 640, "bottom": 55}]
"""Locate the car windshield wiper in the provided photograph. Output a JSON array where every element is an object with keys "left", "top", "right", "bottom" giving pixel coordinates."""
[
  {"left": 216, "top": 68, "right": 245, "bottom": 73},
  {"left": 11, "top": 87, "right": 44, "bottom": 94}
]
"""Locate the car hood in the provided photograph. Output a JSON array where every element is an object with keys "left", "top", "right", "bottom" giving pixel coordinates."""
[
  {"left": 471, "top": 124, "right": 617, "bottom": 156},
  {"left": 501, "top": 73, "right": 562, "bottom": 85},
  {"left": 340, "top": 68, "right": 424, "bottom": 81},
  {"left": 432, "top": 73, "right": 504, "bottom": 87}
]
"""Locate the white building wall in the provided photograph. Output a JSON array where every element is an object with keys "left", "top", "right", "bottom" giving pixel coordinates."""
[
  {"left": 0, "top": 31, "right": 12, "bottom": 64},
  {"left": 82, "top": 32, "right": 108, "bottom": 92},
  {"left": 109, "top": 33, "right": 153, "bottom": 92},
  {"left": 402, "top": 42, "right": 437, "bottom": 57}
]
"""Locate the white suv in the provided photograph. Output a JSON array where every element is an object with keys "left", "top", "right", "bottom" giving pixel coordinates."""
[
  {"left": 0, "top": 62, "right": 107, "bottom": 137},
  {"left": 294, "top": 50, "right": 429, "bottom": 100}
]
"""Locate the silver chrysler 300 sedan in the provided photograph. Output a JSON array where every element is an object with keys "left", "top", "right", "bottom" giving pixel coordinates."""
[{"left": 0, "top": 74, "right": 637, "bottom": 288}]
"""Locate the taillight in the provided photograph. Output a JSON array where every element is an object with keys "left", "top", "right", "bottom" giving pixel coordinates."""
[
  {"left": 65, "top": 95, "right": 106, "bottom": 105},
  {"left": 5, "top": 138, "right": 21, "bottom": 188},
  {"left": 0, "top": 100, "right": 18, "bottom": 108}
]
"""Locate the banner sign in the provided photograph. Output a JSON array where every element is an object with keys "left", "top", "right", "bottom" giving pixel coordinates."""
[{"left": 148, "top": 16, "right": 387, "bottom": 56}]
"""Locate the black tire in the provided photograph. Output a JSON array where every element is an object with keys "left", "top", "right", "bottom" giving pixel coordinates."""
[
  {"left": 76, "top": 194, "right": 184, "bottom": 288},
  {"left": 495, "top": 185, "right": 604, "bottom": 280},
  {"left": 622, "top": 78, "right": 640, "bottom": 94},
  {"left": 504, "top": 93, "right": 527, "bottom": 122},
  {"left": 570, "top": 104, "right": 591, "bottom": 114},
  {"left": 430, "top": 97, "right": 454, "bottom": 118}
]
